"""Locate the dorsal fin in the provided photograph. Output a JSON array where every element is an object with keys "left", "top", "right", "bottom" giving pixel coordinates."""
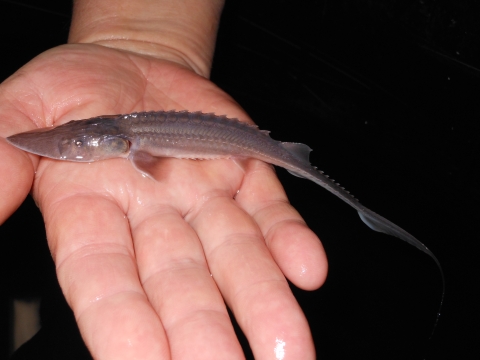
[{"left": 280, "top": 142, "right": 312, "bottom": 164}]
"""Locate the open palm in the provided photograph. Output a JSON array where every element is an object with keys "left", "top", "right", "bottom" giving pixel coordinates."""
[{"left": 0, "top": 44, "right": 327, "bottom": 359}]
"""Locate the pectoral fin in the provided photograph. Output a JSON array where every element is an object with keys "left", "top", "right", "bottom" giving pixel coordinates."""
[{"left": 129, "top": 150, "right": 161, "bottom": 179}]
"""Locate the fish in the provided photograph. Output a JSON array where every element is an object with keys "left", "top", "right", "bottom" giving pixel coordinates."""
[
  {"left": 6, "top": 110, "right": 444, "bottom": 325},
  {"left": 6, "top": 110, "right": 441, "bottom": 265}
]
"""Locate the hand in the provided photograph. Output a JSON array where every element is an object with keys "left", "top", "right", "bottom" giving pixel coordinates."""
[{"left": 0, "top": 3, "right": 327, "bottom": 360}]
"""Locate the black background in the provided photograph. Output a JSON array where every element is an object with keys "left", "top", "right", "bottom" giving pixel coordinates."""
[{"left": 1, "top": 0, "right": 479, "bottom": 359}]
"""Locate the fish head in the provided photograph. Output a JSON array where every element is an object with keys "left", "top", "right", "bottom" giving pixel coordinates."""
[{"left": 6, "top": 117, "right": 130, "bottom": 162}]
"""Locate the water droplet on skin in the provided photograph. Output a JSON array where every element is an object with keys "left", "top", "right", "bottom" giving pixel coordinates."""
[
  {"left": 92, "top": 295, "right": 104, "bottom": 303},
  {"left": 274, "top": 338, "right": 286, "bottom": 359},
  {"left": 299, "top": 264, "right": 307, "bottom": 276}
]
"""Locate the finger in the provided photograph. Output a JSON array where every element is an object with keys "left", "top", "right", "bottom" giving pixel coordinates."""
[
  {"left": 235, "top": 160, "right": 328, "bottom": 290},
  {"left": 129, "top": 206, "right": 244, "bottom": 360},
  {"left": 188, "top": 195, "right": 315, "bottom": 360},
  {"left": 0, "top": 139, "right": 36, "bottom": 223},
  {"left": 0, "top": 104, "right": 40, "bottom": 223},
  {"left": 41, "top": 192, "right": 170, "bottom": 360}
]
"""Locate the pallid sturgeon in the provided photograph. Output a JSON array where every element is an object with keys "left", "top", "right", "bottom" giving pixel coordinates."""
[{"left": 7, "top": 110, "right": 444, "bottom": 328}]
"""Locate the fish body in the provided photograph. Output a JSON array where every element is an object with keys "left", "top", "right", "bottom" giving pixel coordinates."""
[{"left": 6, "top": 110, "right": 443, "bottom": 276}]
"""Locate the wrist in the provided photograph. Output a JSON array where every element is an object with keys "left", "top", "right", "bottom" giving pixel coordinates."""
[{"left": 69, "top": 0, "right": 224, "bottom": 78}]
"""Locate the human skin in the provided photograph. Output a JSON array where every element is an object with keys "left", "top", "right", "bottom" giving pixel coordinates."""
[{"left": 0, "top": 0, "right": 328, "bottom": 359}]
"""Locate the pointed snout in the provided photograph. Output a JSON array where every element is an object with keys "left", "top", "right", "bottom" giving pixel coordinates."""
[{"left": 6, "top": 127, "right": 63, "bottom": 159}]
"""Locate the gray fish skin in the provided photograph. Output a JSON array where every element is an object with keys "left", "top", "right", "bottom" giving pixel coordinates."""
[{"left": 6, "top": 110, "right": 443, "bottom": 276}]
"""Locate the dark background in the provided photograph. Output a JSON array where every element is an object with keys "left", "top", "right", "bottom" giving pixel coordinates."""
[{"left": 1, "top": 0, "right": 479, "bottom": 359}]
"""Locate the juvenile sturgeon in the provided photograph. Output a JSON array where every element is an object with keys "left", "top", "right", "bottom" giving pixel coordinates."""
[{"left": 7, "top": 110, "right": 444, "bottom": 319}]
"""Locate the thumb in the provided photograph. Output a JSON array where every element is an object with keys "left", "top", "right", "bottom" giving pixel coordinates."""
[{"left": 0, "top": 130, "right": 37, "bottom": 224}]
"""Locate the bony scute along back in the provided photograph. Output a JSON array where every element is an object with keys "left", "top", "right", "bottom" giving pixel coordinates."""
[{"left": 6, "top": 110, "right": 444, "bottom": 337}]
